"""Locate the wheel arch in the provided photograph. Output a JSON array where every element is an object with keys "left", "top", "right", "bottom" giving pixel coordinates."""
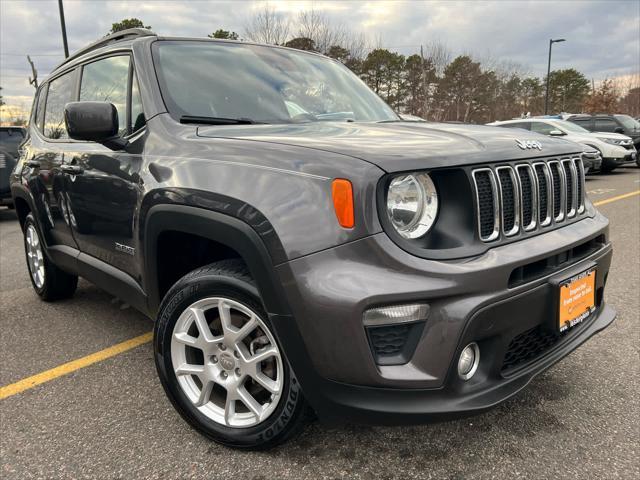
[
  {"left": 10, "top": 185, "right": 36, "bottom": 230},
  {"left": 144, "top": 204, "right": 292, "bottom": 317}
]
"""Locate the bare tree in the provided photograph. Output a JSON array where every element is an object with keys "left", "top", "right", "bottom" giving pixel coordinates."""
[
  {"left": 423, "top": 41, "right": 452, "bottom": 77},
  {"left": 243, "top": 4, "right": 290, "bottom": 45},
  {"left": 27, "top": 55, "right": 38, "bottom": 89},
  {"left": 296, "top": 9, "right": 351, "bottom": 54}
]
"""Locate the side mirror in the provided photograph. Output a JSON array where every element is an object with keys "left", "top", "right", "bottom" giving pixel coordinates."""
[
  {"left": 614, "top": 127, "right": 624, "bottom": 134},
  {"left": 64, "top": 101, "right": 118, "bottom": 142},
  {"left": 549, "top": 129, "right": 566, "bottom": 136}
]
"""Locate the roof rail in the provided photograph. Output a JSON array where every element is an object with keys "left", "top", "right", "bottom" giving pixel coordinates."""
[{"left": 53, "top": 28, "right": 156, "bottom": 71}]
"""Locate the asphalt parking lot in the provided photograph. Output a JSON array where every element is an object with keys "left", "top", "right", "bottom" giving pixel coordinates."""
[{"left": 1, "top": 167, "right": 639, "bottom": 480}]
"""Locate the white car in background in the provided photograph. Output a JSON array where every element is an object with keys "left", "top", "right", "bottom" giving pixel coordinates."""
[{"left": 488, "top": 118, "right": 636, "bottom": 173}]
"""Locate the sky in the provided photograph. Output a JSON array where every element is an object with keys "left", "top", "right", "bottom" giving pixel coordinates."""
[{"left": 1, "top": 0, "right": 639, "bottom": 118}]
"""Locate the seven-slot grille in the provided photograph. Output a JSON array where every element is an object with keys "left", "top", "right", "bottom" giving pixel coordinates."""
[{"left": 472, "top": 157, "right": 585, "bottom": 242}]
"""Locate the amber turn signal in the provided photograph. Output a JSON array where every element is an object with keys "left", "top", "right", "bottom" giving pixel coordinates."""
[{"left": 331, "top": 179, "right": 354, "bottom": 228}]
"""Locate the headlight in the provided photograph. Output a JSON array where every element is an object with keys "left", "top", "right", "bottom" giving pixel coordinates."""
[
  {"left": 599, "top": 138, "right": 623, "bottom": 145},
  {"left": 386, "top": 172, "right": 438, "bottom": 239}
]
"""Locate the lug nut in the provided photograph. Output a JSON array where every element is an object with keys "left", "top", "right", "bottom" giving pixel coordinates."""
[
  {"left": 234, "top": 350, "right": 240, "bottom": 358},
  {"left": 220, "top": 371, "right": 228, "bottom": 379},
  {"left": 211, "top": 355, "right": 218, "bottom": 364},
  {"left": 219, "top": 344, "right": 226, "bottom": 351},
  {"left": 235, "top": 368, "right": 241, "bottom": 376}
]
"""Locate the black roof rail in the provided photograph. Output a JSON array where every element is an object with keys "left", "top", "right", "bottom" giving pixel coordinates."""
[{"left": 53, "top": 28, "right": 156, "bottom": 71}]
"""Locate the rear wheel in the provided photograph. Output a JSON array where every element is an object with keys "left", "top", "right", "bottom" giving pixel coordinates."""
[
  {"left": 154, "top": 260, "right": 308, "bottom": 449},
  {"left": 23, "top": 213, "right": 78, "bottom": 301}
]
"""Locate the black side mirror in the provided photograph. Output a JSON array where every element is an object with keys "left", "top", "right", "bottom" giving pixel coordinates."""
[
  {"left": 64, "top": 101, "right": 123, "bottom": 144},
  {"left": 614, "top": 127, "right": 625, "bottom": 134},
  {"left": 65, "top": 101, "right": 128, "bottom": 150}
]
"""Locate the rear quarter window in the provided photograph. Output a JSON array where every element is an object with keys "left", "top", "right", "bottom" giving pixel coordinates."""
[{"left": 34, "top": 85, "right": 48, "bottom": 132}]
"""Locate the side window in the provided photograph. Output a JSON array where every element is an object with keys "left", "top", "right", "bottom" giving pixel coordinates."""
[
  {"left": 130, "top": 71, "right": 146, "bottom": 133},
  {"left": 80, "top": 55, "right": 130, "bottom": 136},
  {"left": 594, "top": 118, "right": 617, "bottom": 132},
  {"left": 571, "top": 118, "right": 592, "bottom": 130},
  {"left": 44, "top": 70, "right": 77, "bottom": 139},
  {"left": 34, "top": 84, "right": 47, "bottom": 132},
  {"left": 530, "top": 122, "right": 555, "bottom": 135}
]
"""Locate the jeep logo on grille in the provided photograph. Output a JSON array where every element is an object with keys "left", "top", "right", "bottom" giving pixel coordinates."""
[{"left": 515, "top": 139, "right": 543, "bottom": 151}]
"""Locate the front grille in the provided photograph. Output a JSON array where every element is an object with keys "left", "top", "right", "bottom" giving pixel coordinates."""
[
  {"left": 472, "top": 157, "right": 585, "bottom": 242},
  {"left": 496, "top": 167, "right": 519, "bottom": 235},
  {"left": 574, "top": 158, "right": 585, "bottom": 214},
  {"left": 472, "top": 169, "right": 499, "bottom": 241},
  {"left": 516, "top": 165, "right": 536, "bottom": 231},
  {"left": 548, "top": 161, "right": 564, "bottom": 221},
  {"left": 501, "top": 326, "right": 560, "bottom": 373}
]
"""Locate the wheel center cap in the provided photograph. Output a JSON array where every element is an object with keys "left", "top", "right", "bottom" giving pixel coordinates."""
[{"left": 219, "top": 353, "right": 235, "bottom": 371}]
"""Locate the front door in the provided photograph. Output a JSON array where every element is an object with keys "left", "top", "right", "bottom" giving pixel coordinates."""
[{"left": 63, "top": 54, "right": 146, "bottom": 281}]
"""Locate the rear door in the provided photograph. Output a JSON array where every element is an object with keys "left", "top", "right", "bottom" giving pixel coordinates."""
[
  {"left": 63, "top": 54, "right": 146, "bottom": 279},
  {"left": 25, "top": 69, "right": 80, "bottom": 252}
]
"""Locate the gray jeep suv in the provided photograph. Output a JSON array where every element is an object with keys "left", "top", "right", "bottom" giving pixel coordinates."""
[{"left": 10, "top": 30, "right": 616, "bottom": 449}]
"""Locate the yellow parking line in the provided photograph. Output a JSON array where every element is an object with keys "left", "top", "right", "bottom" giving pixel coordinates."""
[
  {"left": 0, "top": 332, "right": 152, "bottom": 400},
  {"left": 593, "top": 190, "right": 640, "bottom": 207}
]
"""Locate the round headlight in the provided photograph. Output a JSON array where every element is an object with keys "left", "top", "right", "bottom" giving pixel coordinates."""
[{"left": 386, "top": 173, "right": 438, "bottom": 239}]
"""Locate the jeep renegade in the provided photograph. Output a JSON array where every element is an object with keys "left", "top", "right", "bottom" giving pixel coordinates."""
[{"left": 10, "top": 29, "right": 616, "bottom": 449}]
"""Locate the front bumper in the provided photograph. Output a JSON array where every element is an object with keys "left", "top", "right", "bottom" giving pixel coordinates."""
[
  {"left": 273, "top": 211, "right": 615, "bottom": 423},
  {"left": 605, "top": 146, "right": 637, "bottom": 164}
]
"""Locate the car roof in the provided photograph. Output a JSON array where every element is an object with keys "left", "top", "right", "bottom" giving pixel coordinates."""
[{"left": 50, "top": 28, "right": 333, "bottom": 79}]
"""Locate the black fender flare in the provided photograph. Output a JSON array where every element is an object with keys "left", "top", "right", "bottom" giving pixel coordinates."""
[
  {"left": 143, "top": 204, "right": 292, "bottom": 317},
  {"left": 10, "top": 184, "right": 37, "bottom": 226}
]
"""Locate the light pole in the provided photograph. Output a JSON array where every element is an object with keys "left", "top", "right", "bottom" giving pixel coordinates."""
[
  {"left": 544, "top": 38, "right": 565, "bottom": 115},
  {"left": 58, "top": 0, "right": 69, "bottom": 58}
]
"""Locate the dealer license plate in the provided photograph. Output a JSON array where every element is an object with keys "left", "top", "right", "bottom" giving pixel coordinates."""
[{"left": 558, "top": 268, "right": 596, "bottom": 333}]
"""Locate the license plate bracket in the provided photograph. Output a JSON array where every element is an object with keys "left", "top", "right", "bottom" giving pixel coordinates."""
[{"left": 557, "top": 267, "right": 596, "bottom": 333}]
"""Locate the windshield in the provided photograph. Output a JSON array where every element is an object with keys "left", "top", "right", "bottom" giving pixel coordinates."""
[
  {"left": 614, "top": 114, "right": 640, "bottom": 131},
  {"left": 556, "top": 120, "right": 590, "bottom": 133},
  {"left": 152, "top": 40, "right": 398, "bottom": 124}
]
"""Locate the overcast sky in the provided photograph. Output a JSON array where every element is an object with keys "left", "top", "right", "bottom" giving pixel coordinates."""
[{"left": 1, "top": 0, "right": 639, "bottom": 113}]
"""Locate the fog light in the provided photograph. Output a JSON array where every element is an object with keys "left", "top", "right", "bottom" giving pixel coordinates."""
[
  {"left": 458, "top": 343, "right": 480, "bottom": 380},
  {"left": 363, "top": 303, "right": 430, "bottom": 326}
]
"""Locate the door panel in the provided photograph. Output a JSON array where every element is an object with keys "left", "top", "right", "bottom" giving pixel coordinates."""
[
  {"left": 28, "top": 71, "right": 79, "bottom": 251},
  {"left": 64, "top": 145, "right": 143, "bottom": 279},
  {"left": 64, "top": 54, "right": 145, "bottom": 281}
]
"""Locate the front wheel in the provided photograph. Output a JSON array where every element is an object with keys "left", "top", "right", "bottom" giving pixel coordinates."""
[
  {"left": 600, "top": 158, "right": 617, "bottom": 173},
  {"left": 154, "top": 260, "right": 308, "bottom": 449}
]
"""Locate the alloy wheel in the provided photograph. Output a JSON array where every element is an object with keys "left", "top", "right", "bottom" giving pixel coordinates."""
[
  {"left": 25, "top": 224, "right": 45, "bottom": 289},
  {"left": 170, "top": 297, "right": 283, "bottom": 428}
]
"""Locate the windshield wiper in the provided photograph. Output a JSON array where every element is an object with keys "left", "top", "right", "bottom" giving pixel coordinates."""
[{"left": 179, "top": 115, "right": 258, "bottom": 125}]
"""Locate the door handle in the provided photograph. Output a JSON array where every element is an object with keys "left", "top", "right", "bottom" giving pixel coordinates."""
[
  {"left": 24, "top": 160, "right": 40, "bottom": 168},
  {"left": 61, "top": 165, "right": 84, "bottom": 175}
]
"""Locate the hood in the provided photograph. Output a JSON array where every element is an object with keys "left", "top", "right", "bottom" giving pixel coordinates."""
[{"left": 196, "top": 122, "right": 581, "bottom": 172}]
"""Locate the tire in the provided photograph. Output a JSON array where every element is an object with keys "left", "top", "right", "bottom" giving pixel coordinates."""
[
  {"left": 23, "top": 213, "right": 78, "bottom": 301},
  {"left": 600, "top": 159, "right": 617, "bottom": 173},
  {"left": 154, "top": 259, "right": 308, "bottom": 449}
]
